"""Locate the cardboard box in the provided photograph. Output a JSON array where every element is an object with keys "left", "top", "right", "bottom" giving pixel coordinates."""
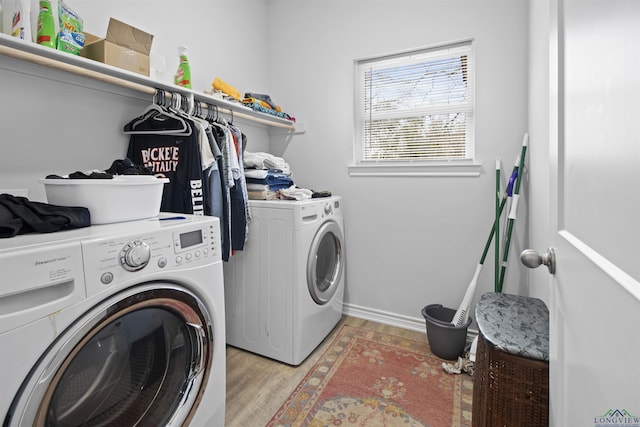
[{"left": 81, "top": 18, "right": 153, "bottom": 76}]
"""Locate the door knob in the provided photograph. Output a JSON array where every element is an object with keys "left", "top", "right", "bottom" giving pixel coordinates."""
[{"left": 520, "top": 247, "right": 556, "bottom": 274}]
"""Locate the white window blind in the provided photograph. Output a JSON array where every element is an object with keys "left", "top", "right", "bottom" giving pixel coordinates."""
[{"left": 355, "top": 41, "right": 474, "bottom": 164}]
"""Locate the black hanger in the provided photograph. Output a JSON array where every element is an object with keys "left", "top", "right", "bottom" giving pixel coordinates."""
[{"left": 123, "top": 89, "right": 190, "bottom": 135}]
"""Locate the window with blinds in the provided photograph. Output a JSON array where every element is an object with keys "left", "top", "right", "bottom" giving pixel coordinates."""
[{"left": 355, "top": 40, "right": 474, "bottom": 164}]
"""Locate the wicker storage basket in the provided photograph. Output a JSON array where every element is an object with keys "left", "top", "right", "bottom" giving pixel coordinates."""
[{"left": 472, "top": 333, "right": 549, "bottom": 427}]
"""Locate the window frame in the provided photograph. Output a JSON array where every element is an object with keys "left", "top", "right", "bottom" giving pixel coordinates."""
[{"left": 350, "top": 39, "right": 481, "bottom": 177}]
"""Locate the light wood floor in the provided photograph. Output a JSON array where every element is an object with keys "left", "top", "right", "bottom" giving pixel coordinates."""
[{"left": 224, "top": 316, "right": 430, "bottom": 427}]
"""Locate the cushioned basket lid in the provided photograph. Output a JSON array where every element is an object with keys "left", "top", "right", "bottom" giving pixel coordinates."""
[{"left": 475, "top": 292, "right": 549, "bottom": 361}]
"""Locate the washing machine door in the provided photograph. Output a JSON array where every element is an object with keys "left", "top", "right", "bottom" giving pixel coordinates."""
[
  {"left": 5, "top": 284, "right": 213, "bottom": 427},
  {"left": 307, "top": 220, "right": 344, "bottom": 305}
]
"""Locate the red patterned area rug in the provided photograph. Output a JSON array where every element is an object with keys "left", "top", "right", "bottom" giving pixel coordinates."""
[{"left": 267, "top": 324, "right": 473, "bottom": 427}]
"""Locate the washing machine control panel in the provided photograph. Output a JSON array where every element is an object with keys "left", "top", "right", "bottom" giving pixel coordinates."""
[
  {"left": 172, "top": 226, "right": 216, "bottom": 264},
  {"left": 322, "top": 199, "right": 341, "bottom": 218},
  {"left": 81, "top": 219, "right": 220, "bottom": 297}
]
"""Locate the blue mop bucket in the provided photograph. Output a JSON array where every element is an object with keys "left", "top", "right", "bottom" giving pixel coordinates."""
[{"left": 422, "top": 304, "right": 471, "bottom": 360}]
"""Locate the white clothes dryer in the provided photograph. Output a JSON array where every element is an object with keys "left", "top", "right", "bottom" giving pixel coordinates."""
[
  {"left": 0, "top": 214, "right": 226, "bottom": 427},
  {"left": 224, "top": 196, "right": 345, "bottom": 366}
]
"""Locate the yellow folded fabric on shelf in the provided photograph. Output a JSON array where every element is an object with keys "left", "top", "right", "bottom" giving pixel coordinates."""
[
  {"left": 242, "top": 97, "right": 282, "bottom": 112},
  {"left": 212, "top": 77, "right": 241, "bottom": 100}
]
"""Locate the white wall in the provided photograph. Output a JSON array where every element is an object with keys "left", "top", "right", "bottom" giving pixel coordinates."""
[
  {"left": 1, "top": 0, "right": 531, "bottom": 330},
  {"left": 68, "top": 0, "right": 272, "bottom": 95},
  {"left": 266, "top": 0, "right": 530, "bottom": 328}
]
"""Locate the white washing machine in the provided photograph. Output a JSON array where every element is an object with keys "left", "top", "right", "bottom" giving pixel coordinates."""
[
  {"left": 0, "top": 214, "right": 226, "bottom": 427},
  {"left": 224, "top": 196, "right": 345, "bottom": 366}
]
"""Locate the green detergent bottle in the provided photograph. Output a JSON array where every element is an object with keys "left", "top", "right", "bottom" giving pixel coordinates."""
[
  {"left": 174, "top": 46, "right": 192, "bottom": 89},
  {"left": 36, "top": 0, "right": 55, "bottom": 48}
]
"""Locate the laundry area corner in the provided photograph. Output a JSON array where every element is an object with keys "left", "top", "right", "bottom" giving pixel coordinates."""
[{"left": 4, "top": 0, "right": 636, "bottom": 425}]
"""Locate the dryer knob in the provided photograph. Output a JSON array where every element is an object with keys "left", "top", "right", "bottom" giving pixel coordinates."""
[{"left": 121, "top": 241, "right": 151, "bottom": 271}]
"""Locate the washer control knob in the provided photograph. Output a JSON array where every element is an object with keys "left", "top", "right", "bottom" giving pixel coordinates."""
[
  {"left": 324, "top": 204, "right": 332, "bottom": 215},
  {"left": 120, "top": 240, "right": 151, "bottom": 271}
]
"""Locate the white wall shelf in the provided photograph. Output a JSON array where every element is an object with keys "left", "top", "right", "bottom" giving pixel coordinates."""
[{"left": 0, "top": 33, "right": 298, "bottom": 131}]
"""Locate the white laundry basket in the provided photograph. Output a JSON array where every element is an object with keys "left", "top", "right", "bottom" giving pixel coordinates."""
[{"left": 41, "top": 176, "right": 168, "bottom": 224}]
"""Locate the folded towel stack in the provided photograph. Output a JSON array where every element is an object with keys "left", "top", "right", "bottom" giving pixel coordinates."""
[
  {"left": 244, "top": 151, "right": 290, "bottom": 175},
  {"left": 243, "top": 151, "right": 313, "bottom": 201},
  {"left": 245, "top": 172, "right": 293, "bottom": 191},
  {"left": 244, "top": 151, "right": 293, "bottom": 198}
]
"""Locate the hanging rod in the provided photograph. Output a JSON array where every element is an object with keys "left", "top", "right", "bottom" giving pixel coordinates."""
[{"left": 0, "top": 38, "right": 296, "bottom": 130}]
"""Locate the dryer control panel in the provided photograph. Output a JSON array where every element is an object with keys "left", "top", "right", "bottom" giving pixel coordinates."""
[{"left": 81, "top": 218, "right": 220, "bottom": 298}]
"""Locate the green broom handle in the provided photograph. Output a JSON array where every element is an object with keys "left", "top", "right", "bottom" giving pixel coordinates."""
[
  {"left": 498, "top": 135, "right": 529, "bottom": 292},
  {"left": 480, "top": 192, "right": 508, "bottom": 264},
  {"left": 495, "top": 158, "right": 501, "bottom": 293},
  {"left": 479, "top": 163, "right": 519, "bottom": 266}
]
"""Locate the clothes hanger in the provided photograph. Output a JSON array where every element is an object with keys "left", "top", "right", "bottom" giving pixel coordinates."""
[
  {"left": 205, "top": 104, "right": 220, "bottom": 124},
  {"left": 123, "top": 89, "right": 190, "bottom": 135},
  {"left": 123, "top": 89, "right": 167, "bottom": 131},
  {"left": 193, "top": 100, "right": 203, "bottom": 119},
  {"left": 148, "top": 91, "right": 191, "bottom": 135}
]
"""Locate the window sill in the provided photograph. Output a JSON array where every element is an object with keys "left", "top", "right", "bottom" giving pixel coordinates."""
[{"left": 347, "top": 162, "right": 482, "bottom": 177}]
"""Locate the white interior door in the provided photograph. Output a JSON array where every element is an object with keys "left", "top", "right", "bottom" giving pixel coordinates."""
[{"left": 548, "top": 0, "right": 640, "bottom": 425}]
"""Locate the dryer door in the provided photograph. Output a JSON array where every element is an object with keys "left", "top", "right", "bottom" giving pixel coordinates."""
[
  {"left": 307, "top": 220, "right": 344, "bottom": 305},
  {"left": 6, "top": 284, "right": 213, "bottom": 427}
]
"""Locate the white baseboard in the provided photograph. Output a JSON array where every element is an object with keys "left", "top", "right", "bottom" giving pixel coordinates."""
[
  {"left": 343, "top": 302, "right": 426, "bottom": 332},
  {"left": 342, "top": 302, "right": 479, "bottom": 345}
]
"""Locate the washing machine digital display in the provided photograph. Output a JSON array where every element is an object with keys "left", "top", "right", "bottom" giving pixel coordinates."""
[
  {"left": 180, "top": 230, "right": 203, "bottom": 248},
  {"left": 173, "top": 228, "right": 206, "bottom": 253}
]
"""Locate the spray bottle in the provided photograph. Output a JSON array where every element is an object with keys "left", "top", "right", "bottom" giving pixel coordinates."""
[
  {"left": 8, "top": 0, "right": 32, "bottom": 41},
  {"left": 174, "top": 45, "right": 191, "bottom": 89},
  {"left": 36, "top": 0, "right": 55, "bottom": 48}
]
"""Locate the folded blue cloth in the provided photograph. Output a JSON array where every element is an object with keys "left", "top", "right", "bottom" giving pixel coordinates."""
[
  {"left": 246, "top": 173, "right": 293, "bottom": 190},
  {"left": 244, "top": 168, "right": 289, "bottom": 179}
]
